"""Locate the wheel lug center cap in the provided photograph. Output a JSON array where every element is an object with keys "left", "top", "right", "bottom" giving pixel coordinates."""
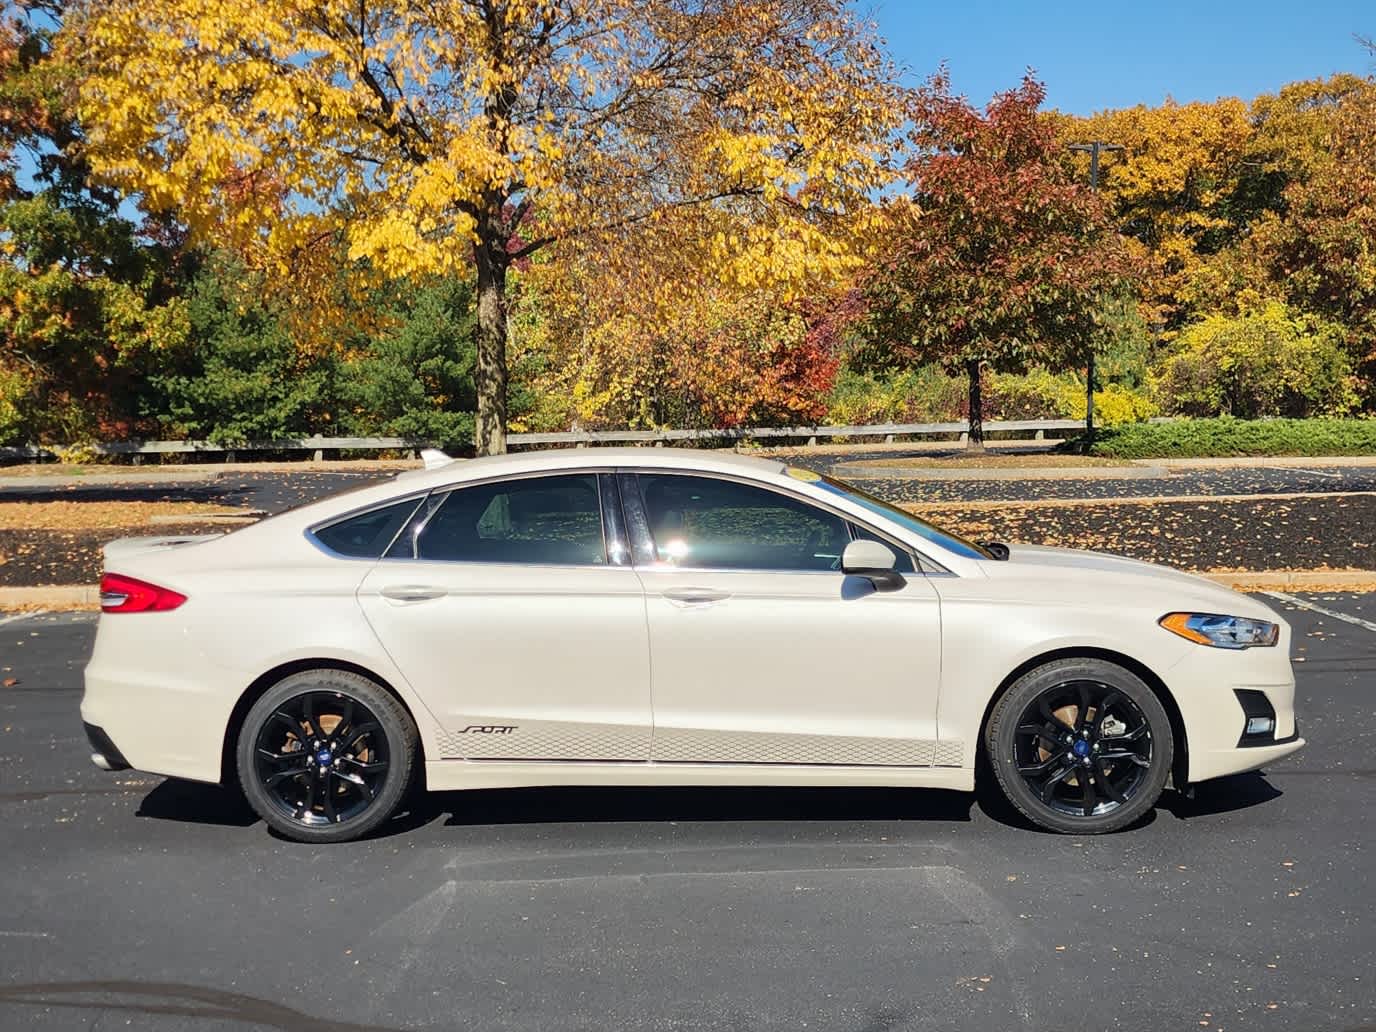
[
  {"left": 1072, "top": 739, "right": 1091, "bottom": 758},
  {"left": 316, "top": 749, "right": 332, "bottom": 764}
]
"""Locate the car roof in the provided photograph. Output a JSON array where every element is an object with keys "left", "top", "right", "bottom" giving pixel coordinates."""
[{"left": 394, "top": 447, "right": 787, "bottom": 489}]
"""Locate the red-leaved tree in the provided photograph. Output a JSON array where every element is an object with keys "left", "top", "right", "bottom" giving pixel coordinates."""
[{"left": 862, "top": 72, "right": 1132, "bottom": 446}]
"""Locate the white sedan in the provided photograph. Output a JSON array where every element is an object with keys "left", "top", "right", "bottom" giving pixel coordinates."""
[{"left": 82, "top": 448, "right": 1303, "bottom": 842}]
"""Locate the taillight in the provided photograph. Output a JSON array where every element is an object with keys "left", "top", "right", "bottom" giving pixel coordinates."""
[{"left": 99, "top": 573, "right": 187, "bottom": 613}]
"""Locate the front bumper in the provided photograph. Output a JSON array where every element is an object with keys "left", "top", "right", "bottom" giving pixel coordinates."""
[{"left": 1165, "top": 639, "right": 1306, "bottom": 783}]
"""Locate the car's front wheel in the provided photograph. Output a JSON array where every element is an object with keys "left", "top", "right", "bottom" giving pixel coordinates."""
[
  {"left": 236, "top": 669, "right": 418, "bottom": 843},
  {"left": 985, "top": 658, "right": 1173, "bottom": 834}
]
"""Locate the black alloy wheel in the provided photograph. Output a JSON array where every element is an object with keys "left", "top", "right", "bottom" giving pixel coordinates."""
[
  {"left": 252, "top": 691, "right": 390, "bottom": 826},
  {"left": 985, "top": 658, "right": 1173, "bottom": 834},
  {"left": 237, "top": 670, "right": 417, "bottom": 843}
]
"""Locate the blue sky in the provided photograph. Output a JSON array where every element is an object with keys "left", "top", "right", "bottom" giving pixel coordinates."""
[{"left": 871, "top": 0, "right": 1375, "bottom": 114}]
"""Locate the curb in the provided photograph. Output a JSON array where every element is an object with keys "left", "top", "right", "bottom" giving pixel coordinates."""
[
  {"left": 835, "top": 463, "right": 1165, "bottom": 481},
  {"left": 0, "top": 585, "right": 101, "bottom": 610},
  {"left": 5, "top": 571, "right": 1376, "bottom": 611},
  {"left": 902, "top": 490, "right": 1376, "bottom": 512},
  {"left": 1145, "top": 456, "right": 1376, "bottom": 469},
  {"left": 1202, "top": 571, "right": 1376, "bottom": 591}
]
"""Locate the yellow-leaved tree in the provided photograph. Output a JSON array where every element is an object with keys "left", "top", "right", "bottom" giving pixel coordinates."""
[
  {"left": 1053, "top": 98, "right": 1252, "bottom": 331},
  {"left": 68, "top": 0, "right": 901, "bottom": 453}
]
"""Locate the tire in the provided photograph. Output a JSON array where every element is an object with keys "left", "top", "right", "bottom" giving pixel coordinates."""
[
  {"left": 236, "top": 669, "right": 418, "bottom": 843},
  {"left": 985, "top": 658, "right": 1173, "bottom": 835}
]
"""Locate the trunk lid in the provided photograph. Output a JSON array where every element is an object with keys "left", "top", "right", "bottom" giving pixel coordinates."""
[{"left": 101, "top": 534, "right": 222, "bottom": 569}]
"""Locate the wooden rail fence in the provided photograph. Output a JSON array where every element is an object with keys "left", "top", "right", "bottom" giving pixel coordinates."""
[{"left": 0, "top": 418, "right": 1089, "bottom": 462}]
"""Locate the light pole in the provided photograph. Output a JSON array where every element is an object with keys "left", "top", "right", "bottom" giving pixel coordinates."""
[{"left": 1068, "top": 140, "right": 1122, "bottom": 446}]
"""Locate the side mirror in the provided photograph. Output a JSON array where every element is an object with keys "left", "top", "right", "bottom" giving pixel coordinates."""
[{"left": 841, "top": 539, "right": 906, "bottom": 592}]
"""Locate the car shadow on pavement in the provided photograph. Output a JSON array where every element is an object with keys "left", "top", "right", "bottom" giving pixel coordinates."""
[
  {"left": 432, "top": 785, "right": 976, "bottom": 828},
  {"left": 1158, "top": 771, "right": 1283, "bottom": 820},
  {"left": 134, "top": 782, "right": 976, "bottom": 840},
  {"left": 132, "top": 773, "right": 1283, "bottom": 839},
  {"left": 972, "top": 764, "right": 1287, "bottom": 832},
  {"left": 136, "top": 779, "right": 257, "bottom": 827},
  {"left": 0, "top": 980, "right": 410, "bottom": 1032}
]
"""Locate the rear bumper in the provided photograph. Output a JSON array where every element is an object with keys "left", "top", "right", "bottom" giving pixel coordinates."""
[
  {"left": 82, "top": 661, "right": 230, "bottom": 783},
  {"left": 83, "top": 721, "right": 131, "bottom": 772}
]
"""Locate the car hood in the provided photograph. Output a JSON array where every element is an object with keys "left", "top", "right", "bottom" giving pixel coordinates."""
[{"left": 987, "top": 544, "right": 1280, "bottom": 619}]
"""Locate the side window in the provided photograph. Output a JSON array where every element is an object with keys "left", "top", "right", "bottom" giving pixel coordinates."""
[
  {"left": 413, "top": 474, "right": 607, "bottom": 566},
  {"left": 849, "top": 524, "right": 917, "bottom": 573},
  {"left": 637, "top": 474, "right": 849, "bottom": 572},
  {"left": 312, "top": 497, "right": 425, "bottom": 558}
]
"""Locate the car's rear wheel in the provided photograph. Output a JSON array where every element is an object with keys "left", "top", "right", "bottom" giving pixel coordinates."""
[
  {"left": 236, "top": 670, "right": 417, "bottom": 843},
  {"left": 985, "top": 658, "right": 1173, "bottom": 834}
]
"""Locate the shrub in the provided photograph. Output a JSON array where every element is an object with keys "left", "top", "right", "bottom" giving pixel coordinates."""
[
  {"left": 1060, "top": 382, "right": 1161, "bottom": 427},
  {"left": 986, "top": 369, "right": 1158, "bottom": 426},
  {"left": 1152, "top": 303, "right": 1358, "bottom": 418},
  {"left": 0, "top": 362, "right": 34, "bottom": 446},
  {"left": 984, "top": 368, "right": 1074, "bottom": 420},
  {"left": 829, "top": 365, "right": 1159, "bottom": 428},
  {"left": 1079, "top": 416, "right": 1376, "bottom": 458},
  {"left": 826, "top": 366, "right": 966, "bottom": 425}
]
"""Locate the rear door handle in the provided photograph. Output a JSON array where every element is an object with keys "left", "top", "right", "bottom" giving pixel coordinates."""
[
  {"left": 662, "top": 587, "right": 731, "bottom": 605},
  {"left": 380, "top": 585, "right": 447, "bottom": 602}
]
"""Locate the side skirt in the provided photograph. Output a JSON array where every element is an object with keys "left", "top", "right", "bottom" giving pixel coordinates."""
[{"left": 423, "top": 760, "right": 975, "bottom": 793}]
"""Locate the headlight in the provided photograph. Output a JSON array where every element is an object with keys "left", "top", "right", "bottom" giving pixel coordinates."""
[{"left": 1159, "top": 612, "right": 1279, "bottom": 649}]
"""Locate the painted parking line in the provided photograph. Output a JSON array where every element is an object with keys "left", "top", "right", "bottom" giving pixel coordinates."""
[
  {"left": 0, "top": 610, "right": 46, "bottom": 627},
  {"left": 1265, "top": 592, "right": 1376, "bottom": 635},
  {"left": 1264, "top": 466, "right": 1342, "bottom": 478}
]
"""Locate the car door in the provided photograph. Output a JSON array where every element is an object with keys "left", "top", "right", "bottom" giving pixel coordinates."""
[
  {"left": 622, "top": 471, "right": 949, "bottom": 767},
  {"left": 357, "top": 471, "right": 653, "bottom": 761}
]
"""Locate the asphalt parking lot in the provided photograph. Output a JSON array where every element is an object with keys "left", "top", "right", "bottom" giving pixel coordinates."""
[{"left": 1, "top": 595, "right": 1373, "bottom": 1032}]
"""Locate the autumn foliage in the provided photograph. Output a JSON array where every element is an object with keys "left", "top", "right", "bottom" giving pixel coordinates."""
[
  {"left": 861, "top": 73, "right": 1133, "bottom": 444},
  {"left": 3, "top": 1, "right": 1376, "bottom": 450},
  {"left": 68, "top": 0, "right": 902, "bottom": 452}
]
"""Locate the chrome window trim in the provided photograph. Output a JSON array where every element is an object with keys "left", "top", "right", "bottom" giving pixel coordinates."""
[
  {"left": 617, "top": 471, "right": 658, "bottom": 566},
  {"left": 303, "top": 464, "right": 955, "bottom": 575},
  {"left": 599, "top": 473, "right": 632, "bottom": 567}
]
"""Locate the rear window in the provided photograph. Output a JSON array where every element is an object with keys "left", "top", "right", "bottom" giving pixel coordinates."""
[{"left": 312, "top": 497, "right": 425, "bottom": 558}]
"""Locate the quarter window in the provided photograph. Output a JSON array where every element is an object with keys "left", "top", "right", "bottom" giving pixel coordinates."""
[
  {"left": 637, "top": 474, "right": 849, "bottom": 572},
  {"left": 413, "top": 474, "right": 607, "bottom": 566},
  {"left": 312, "top": 497, "right": 425, "bottom": 558}
]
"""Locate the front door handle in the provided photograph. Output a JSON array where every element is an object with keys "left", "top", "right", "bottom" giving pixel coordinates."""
[
  {"left": 380, "top": 585, "right": 447, "bottom": 602},
  {"left": 662, "top": 587, "right": 731, "bottom": 605}
]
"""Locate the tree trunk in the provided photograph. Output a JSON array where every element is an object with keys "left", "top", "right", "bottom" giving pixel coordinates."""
[
  {"left": 473, "top": 235, "right": 509, "bottom": 456},
  {"left": 1085, "top": 352, "right": 1096, "bottom": 447},
  {"left": 965, "top": 359, "right": 984, "bottom": 450}
]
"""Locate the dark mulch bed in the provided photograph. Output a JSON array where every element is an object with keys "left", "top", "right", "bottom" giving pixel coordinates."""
[
  {"left": 927, "top": 494, "right": 1375, "bottom": 571},
  {"left": 0, "top": 524, "right": 227, "bottom": 587},
  {"left": 2, "top": 493, "right": 1373, "bottom": 587},
  {"left": 822, "top": 469, "right": 1376, "bottom": 503},
  {"left": 0, "top": 471, "right": 387, "bottom": 514}
]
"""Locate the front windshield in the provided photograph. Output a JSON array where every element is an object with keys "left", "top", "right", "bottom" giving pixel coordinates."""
[{"left": 803, "top": 471, "right": 992, "bottom": 561}]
